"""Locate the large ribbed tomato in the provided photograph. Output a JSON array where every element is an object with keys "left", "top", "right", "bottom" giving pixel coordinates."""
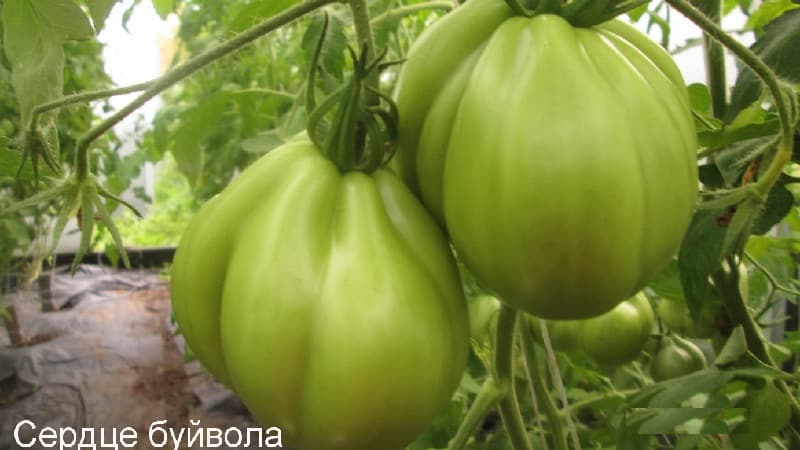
[
  {"left": 170, "top": 135, "right": 469, "bottom": 450},
  {"left": 393, "top": 0, "right": 698, "bottom": 319}
]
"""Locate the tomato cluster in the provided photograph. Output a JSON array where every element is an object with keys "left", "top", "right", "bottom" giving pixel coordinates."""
[{"left": 171, "top": 0, "right": 698, "bottom": 448}]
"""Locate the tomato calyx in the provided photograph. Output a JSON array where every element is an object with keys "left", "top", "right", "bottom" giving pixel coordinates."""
[
  {"left": 306, "top": 20, "right": 399, "bottom": 173},
  {"left": 503, "top": 0, "right": 650, "bottom": 27},
  {"left": 15, "top": 127, "right": 61, "bottom": 187}
]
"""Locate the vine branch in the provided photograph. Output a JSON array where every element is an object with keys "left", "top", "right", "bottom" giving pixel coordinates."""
[
  {"left": 666, "top": 0, "right": 794, "bottom": 199},
  {"left": 494, "top": 305, "right": 533, "bottom": 450},
  {"left": 72, "top": 0, "right": 336, "bottom": 180},
  {"left": 520, "top": 319, "right": 568, "bottom": 450},
  {"left": 348, "top": 0, "right": 379, "bottom": 106},
  {"left": 372, "top": 1, "right": 455, "bottom": 25},
  {"left": 29, "top": 81, "right": 154, "bottom": 132},
  {"left": 691, "top": 0, "right": 727, "bottom": 119}
]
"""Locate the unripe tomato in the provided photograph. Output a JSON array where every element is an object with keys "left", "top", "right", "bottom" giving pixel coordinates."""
[
  {"left": 527, "top": 316, "right": 583, "bottom": 353},
  {"left": 628, "top": 293, "right": 656, "bottom": 342},
  {"left": 529, "top": 293, "right": 653, "bottom": 363},
  {"left": 171, "top": 136, "right": 469, "bottom": 450},
  {"left": 650, "top": 336, "right": 706, "bottom": 381},
  {"left": 581, "top": 297, "right": 653, "bottom": 366},
  {"left": 469, "top": 294, "right": 500, "bottom": 339},
  {"left": 656, "top": 299, "right": 716, "bottom": 339},
  {"left": 394, "top": 0, "right": 698, "bottom": 319}
]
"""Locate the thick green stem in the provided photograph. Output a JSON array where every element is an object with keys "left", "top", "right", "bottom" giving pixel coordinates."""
[
  {"left": 447, "top": 304, "right": 531, "bottom": 450},
  {"left": 494, "top": 306, "right": 533, "bottom": 450},
  {"left": 372, "top": 1, "right": 454, "bottom": 25},
  {"left": 691, "top": 0, "right": 726, "bottom": 118},
  {"left": 447, "top": 379, "right": 509, "bottom": 450},
  {"left": 348, "top": 0, "right": 379, "bottom": 105},
  {"left": 666, "top": 0, "right": 794, "bottom": 198},
  {"left": 520, "top": 319, "right": 569, "bottom": 450},
  {"left": 29, "top": 81, "right": 154, "bottom": 134},
  {"left": 538, "top": 320, "right": 582, "bottom": 450},
  {"left": 712, "top": 260, "right": 800, "bottom": 431},
  {"left": 72, "top": 0, "right": 335, "bottom": 180}
]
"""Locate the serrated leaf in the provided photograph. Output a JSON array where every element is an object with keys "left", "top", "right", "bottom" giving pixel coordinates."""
[
  {"left": 240, "top": 130, "right": 284, "bottom": 154},
  {"left": 33, "top": 0, "right": 94, "bottom": 40},
  {"left": 227, "top": 0, "right": 299, "bottom": 33},
  {"left": 636, "top": 407, "right": 723, "bottom": 434},
  {"left": 752, "top": 182, "right": 794, "bottom": 234},
  {"left": 648, "top": 369, "right": 733, "bottom": 408},
  {"left": 747, "top": 0, "right": 800, "bottom": 30},
  {"left": 727, "top": 8, "right": 800, "bottom": 121},
  {"left": 647, "top": 259, "right": 686, "bottom": 302},
  {"left": 84, "top": 0, "right": 119, "bottom": 31},
  {"left": 301, "top": 10, "right": 348, "bottom": 81},
  {"left": 714, "top": 326, "right": 748, "bottom": 366},
  {"left": 151, "top": 0, "right": 173, "bottom": 19},
  {"left": 700, "top": 122, "right": 779, "bottom": 154},
  {"left": 732, "top": 383, "right": 792, "bottom": 448},
  {"left": 714, "top": 135, "right": 775, "bottom": 185},
  {"left": 689, "top": 83, "right": 712, "bottom": 117},
  {"left": 678, "top": 197, "right": 759, "bottom": 317},
  {"left": 170, "top": 92, "right": 229, "bottom": 185},
  {"left": 3, "top": 1, "right": 66, "bottom": 125}
]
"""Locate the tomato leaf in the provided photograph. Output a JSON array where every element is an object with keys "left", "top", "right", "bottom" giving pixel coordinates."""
[
  {"left": 678, "top": 196, "right": 759, "bottom": 318},
  {"left": 746, "top": 0, "right": 800, "bottom": 30},
  {"left": 302, "top": 11, "right": 348, "bottom": 81},
  {"left": 240, "top": 130, "right": 284, "bottom": 154},
  {"left": 647, "top": 260, "right": 686, "bottom": 303},
  {"left": 151, "top": 0, "right": 173, "bottom": 19},
  {"left": 726, "top": 8, "right": 800, "bottom": 122},
  {"left": 700, "top": 121, "right": 779, "bottom": 154},
  {"left": 713, "top": 135, "right": 774, "bottom": 186},
  {"left": 227, "top": 0, "right": 299, "bottom": 33},
  {"left": 752, "top": 182, "right": 794, "bottom": 234},
  {"left": 83, "top": 0, "right": 119, "bottom": 31},
  {"left": 731, "top": 383, "right": 792, "bottom": 448},
  {"left": 714, "top": 326, "right": 748, "bottom": 366},
  {"left": 169, "top": 92, "right": 230, "bottom": 186}
]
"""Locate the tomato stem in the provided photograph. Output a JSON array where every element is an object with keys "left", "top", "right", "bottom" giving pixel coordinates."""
[
  {"left": 371, "top": 1, "right": 455, "bottom": 26},
  {"left": 494, "top": 306, "right": 534, "bottom": 450},
  {"left": 537, "top": 319, "right": 583, "bottom": 449},
  {"left": 666, "top": 0, "right": 794, "bottom": 199},
  {"left": 28, "top": 81, "right": 154, "bottom": 136},
  {"left": 711, "top": 258, "right": 800, "bottom": 432},
  {"left": 448, "top": 305, "right": 532, "bottom": 450},
  {"left": 693, "top": 0, "right": 727, "bottom": 119},
  {"left": 349, "top": 0, "right": 379, "bottom": 106},
  {"left": 72, "top": 0, "right": 336, "bottom": 181},
  {"left": 520, "top": 319, "right": 571, "bottom": 450},
  {"left": 447, "top": 378, "right": 508, "bottom": 450}
]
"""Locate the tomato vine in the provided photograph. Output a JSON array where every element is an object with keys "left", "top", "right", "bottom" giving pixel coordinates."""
[{"left": 2, "top": 0, "right": 800, "bottom": 449}]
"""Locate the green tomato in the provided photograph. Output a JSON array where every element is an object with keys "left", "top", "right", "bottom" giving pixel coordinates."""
[
  {"left": 628, "top": 293, "right": 656, "bottom": 342},
  {"left": 650, "top": 336, "right": 706, "bottom": 381},
  {"left": 394, "top": 1, "right": 697, "bottom": 319},
  {"left": 469, "top": 294, "right": 500, "bottom": 339},
  {"left": 170, "top": 136, "right": 469, "bottom": 450},
  {"left": 656, "top": 299, "right": 716, "bottom": 339},
  {"left": 528, "top": 316, "right": 583, "bottom": 353},
  {"left": 581, "top": 298, "right": 650, "bottom": 366}
]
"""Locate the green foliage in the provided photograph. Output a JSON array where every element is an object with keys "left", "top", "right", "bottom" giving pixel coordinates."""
[
  {"left": 100, "top": 154, "right": 194, "bottom": 247},
  {"left": 1, "top": 0, "right": 799, "bottom": 448}
]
